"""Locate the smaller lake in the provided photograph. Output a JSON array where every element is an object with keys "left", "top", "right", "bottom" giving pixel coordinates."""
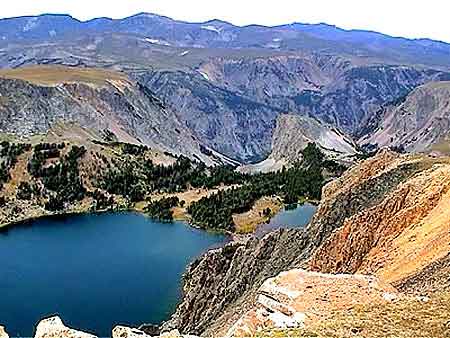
[
  {"left": 0, "top": 213, "right": 227, "bottom": 337},
  {"left": 256, "top": 203, "right": 317, "bottom": 236}
]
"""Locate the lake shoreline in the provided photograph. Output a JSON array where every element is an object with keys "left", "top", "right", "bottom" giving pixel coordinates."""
[
  {"left": 0, "top": 211, "right": 228, "bottom": 337},
  {"left": 0, "top": 196, "right": 320, "bottom": 236}
]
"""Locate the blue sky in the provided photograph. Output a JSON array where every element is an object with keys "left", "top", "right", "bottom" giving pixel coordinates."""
[{"left": 2, "top": 0, "right": 450, "bottom": 42}]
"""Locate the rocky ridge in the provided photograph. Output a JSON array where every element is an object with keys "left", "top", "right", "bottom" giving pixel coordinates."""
[
  {"left": 361, "top": 81, "right": 450, "bottom": 154},
  {"left": 239, "top": 114, "right": 358, "bottom": 173},
  {"left": 208, "top": 150, "right": 450, "bottom": 336},
  {"left": 309, "top": 157, "right": 450, "bottom": 284},
  {"left": 0, "top": 66, "right": 229, "bottom": 166},
  {"left": 162, "top": 149, "right": 431, "bottom": 335}
]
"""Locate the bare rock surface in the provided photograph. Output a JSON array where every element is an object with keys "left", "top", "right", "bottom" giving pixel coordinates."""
[
  {"left": 113, "top": 326, "right": 199, "bottom": 338},
  {"left": 162, "top": 150, "right": 424, "bottom": 335},
  {"left": 0, "top": 326, "right": 8, "bottom": 338},
  {"left": 361, "top": 81, "right": 450, "bottom": 154},
  {"left": 34, "top": 316, "right": 97, "bottom": 338},
  {"left": 239, "top": 114, "right": 358, "bottom": 173},
  {"left": 309, "top": 160, "right": 450, "bottom": 285},
  {"left": 112, "top": 326, "right": 153, "bottom": 338},
  {"left": 226, "top": 269, "right": 398, "bottom": 337}
]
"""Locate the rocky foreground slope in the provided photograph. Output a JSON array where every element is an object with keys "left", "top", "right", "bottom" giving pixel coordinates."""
[
  {"left": 1, "top": 150, "right": 449, "bottom": 337},
  {"left": 162, "top": 149, "right": 450, "bottom": 336}
]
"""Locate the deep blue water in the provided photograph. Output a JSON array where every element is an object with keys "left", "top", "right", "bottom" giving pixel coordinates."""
[
  {"left": 256, "top": 203, "right": 317, "bottom": 235},
  {"left": 0, "top": 213, "right": 227, "bottom": 337}
]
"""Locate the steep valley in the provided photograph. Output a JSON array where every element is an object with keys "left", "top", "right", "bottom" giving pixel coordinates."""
[
  {"left": 0, "top": 65, "right": 231, "bottom": 166},
  {"left": 0, "top": 11, "right": 450, "bottom": 338}
]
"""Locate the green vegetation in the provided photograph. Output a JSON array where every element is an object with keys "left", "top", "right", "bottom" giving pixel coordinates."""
[
  {"left": 97, "top": 154, "right": 245, "bottom": 201},
  {"left": 0, "top": 141, "right": 31, "bottom": 188},
  {"left": 144, "top": 197, "right": 180, "bottom": 222},
  {"left": 87, "top": 189, "right": 115, "bottom": 211},
  {"left": 28, "top": 142, "right": 66, "bottom": 176},
  {"left": 0, "top": 139, "right": 344, "bottom": 232},
  {"left": 16, "top": 181, "right": 40, "bottom": 200},
  {"left": 188, "top": 144, "right": 335, "bottom": 231},
  {"left": 27, "top": 144, "right": 87, "bottom": 211}
]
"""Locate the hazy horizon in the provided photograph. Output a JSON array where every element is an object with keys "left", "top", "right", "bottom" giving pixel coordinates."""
[{"left": 1, "top": 0, "right": 450, "bottom": 43}]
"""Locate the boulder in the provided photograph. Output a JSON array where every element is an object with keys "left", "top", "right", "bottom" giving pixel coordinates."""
[
  {"left": 34, "top": 316, "right": 97, "bottom": 338},
  {"left": 0, "top": 326, "right": 9, "bottom": 338},
  {"left": 112, "top": 326, "right": 153, "bottom": 338}
]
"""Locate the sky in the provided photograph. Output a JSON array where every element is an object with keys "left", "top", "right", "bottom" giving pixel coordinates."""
[{"left": 1, "top": 0, "right": 450, "bottom": 43}]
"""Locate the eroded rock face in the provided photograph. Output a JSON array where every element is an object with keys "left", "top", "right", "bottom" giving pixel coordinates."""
[
  {"left": 309, "top": 161, "right": 450, "bottom": 286},
  {"left": 163, "top": 150, "right": 424, "bottom": 335},
  {"left": 0, "top": 67, "right": 225, "bottom": 166},
  {"left": 0, "top": 326, "right": 9, "bottom": 338},
  {"left": 226, "top": 269, "right": 398, "bottom": 337},
  {"left": 361, "top": 81, "right": 450, "bottom": 154},
  {"left": 34, "top": 316, "right": 97, "bottom": 338},
  {"left": 141, "top": 59, "right": 445, "bottom": 162}
]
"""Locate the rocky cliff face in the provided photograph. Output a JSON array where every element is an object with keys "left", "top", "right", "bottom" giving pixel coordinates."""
[
  {"left": 0, "top": 66, "right": 229, "bottom": 166},
  {"left": 309, "top": 156, "right": 450, "bottom": 287},
  {"left": 360, "top": 81, "right": 450, "bottom": 154},
  {"left": 238, "top": 114, "right": 357, "bottom": 173},
  {"left": 162, "top": 149, "right": 427, "bottom": 335},
  {"left": 141, "top": 57, "right": 448, "bottom": 162}
]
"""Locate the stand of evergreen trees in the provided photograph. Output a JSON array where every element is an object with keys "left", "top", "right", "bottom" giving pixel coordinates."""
[
  {"left": 27, "top": 144, "right": 87, "bottom": 211},
  {"left": 97, "top": 154, "right": 246, "bottom": 202},
  {"left": 0, "top": 141, "right": 31, "bottom": 188},
  {"left": 144, "top": 196, "right": 180, "bottom": 222},
  {"left": 188, "top": 144, "right": 337, "bottom": 232}
]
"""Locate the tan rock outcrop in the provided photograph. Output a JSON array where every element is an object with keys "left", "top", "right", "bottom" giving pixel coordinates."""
[
  {"left": 34, "top": 316, "right": 97, "bottom": 338},
  {"left": 112, "top": 326, "right": 200, "bottom": 338},
  {"left": 112, "top": 326, "right": 153, "bottom": 338},
  {"left": 309, "top": 161, "right": 450, "bottom": 285},
  {"left": 0, "top": 326, "right": 9, "bottom": 338},
  {"left": 226, "top": 269, "right": 398, "bottom": 337}
]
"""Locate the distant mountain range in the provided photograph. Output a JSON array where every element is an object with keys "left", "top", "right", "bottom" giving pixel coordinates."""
[
  {"left": 1, "top": 13, "right": 450, "bottom": 68},
  {"left": 0, "top": 13, "right": 449, "bottom": 163}
]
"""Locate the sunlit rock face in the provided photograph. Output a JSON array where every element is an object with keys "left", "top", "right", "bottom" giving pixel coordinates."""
[
  {"left": 113, "top": 326, "right": 153, "bottom": 338},
  {"left": 0, "top": 326, "right": 9, "bottom": 338},
  {"left": 34, "top": 316, "right": 97, "bottom": 338},
  {"left": 112, "top": 325, "right": 199, "bottom": 338},
  {"left": 225, "top": 269, "right": 398, "bottom": 337}
]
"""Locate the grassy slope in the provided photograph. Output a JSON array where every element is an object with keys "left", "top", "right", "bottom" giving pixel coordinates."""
[
  {"left": 0, "top": 65, "right": 129, "bottom": 86},
  {"left": 262, "top": 293, "right": 450, "bottom": 338}
]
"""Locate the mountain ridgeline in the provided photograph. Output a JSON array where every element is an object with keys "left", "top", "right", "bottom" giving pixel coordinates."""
[
  {"left": 0, "top": 14, "right": 449, "bottom": 163},
  {"left": 0, "top": 12, "right": 450, "bottom": 338}
]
